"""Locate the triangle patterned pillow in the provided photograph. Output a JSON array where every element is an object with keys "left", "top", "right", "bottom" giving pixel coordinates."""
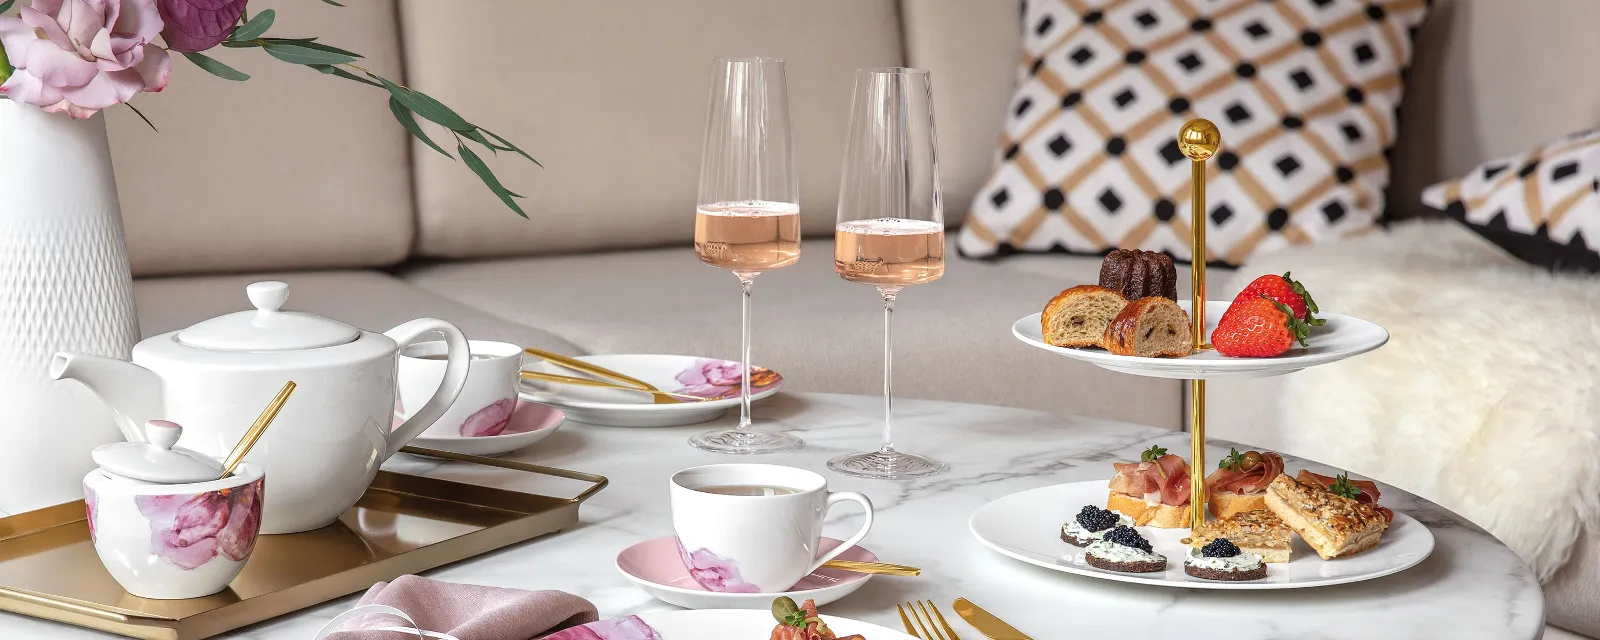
[{"left": 958, "top": 0, "right": 1430, "bottom": 266}]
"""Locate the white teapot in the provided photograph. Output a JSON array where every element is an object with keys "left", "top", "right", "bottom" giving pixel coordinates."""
[{"left": 51, "top": 281, "right": 470, "bottom": 534}]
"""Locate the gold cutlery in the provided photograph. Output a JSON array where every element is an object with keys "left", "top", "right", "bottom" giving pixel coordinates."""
[
  {"left": 518, "top": 370, "right": 694, "bottom": 404},
  {"left": 898, "top": 600, "right": 961, "bottom": 640},
  {"left": 522, "top": 347, "right": 680, "bottom": 404},
  {"left": 951, "top": 598, "right": 1031, "bottom": 640},
  {"left": 819, "top": 560, "right": 921, "bottom": 576},
  {"left": 217, "top": 381, "right": 295, "bottom": 479}
]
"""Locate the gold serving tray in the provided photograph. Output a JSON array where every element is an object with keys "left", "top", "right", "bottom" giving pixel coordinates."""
[{"left": 0, "top": 447, "right": 608, "bottom": 639}]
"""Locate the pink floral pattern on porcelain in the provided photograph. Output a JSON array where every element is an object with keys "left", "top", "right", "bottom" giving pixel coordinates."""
[
  {"left": 84, "top": 483, "right": 99, "bottom": 541},
  {"left": 132, "top": 478, "right": 263, "bottom": 570},
  {"left": 674, "top": 358, "right": 782, "bottom": 401},
  {"left": 460, "top": 398, "right": 516, "bottom": 437},
  {"left": 543, "top": 615, "right": 664, "bottom": 640},
  {"left": 675, "top": 538, "right": 760, "bottom": 593}
]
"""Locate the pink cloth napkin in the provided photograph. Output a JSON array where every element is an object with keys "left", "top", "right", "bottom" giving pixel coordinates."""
[{"left": 322, "top": 575, "right": 599, "bottom": 640}]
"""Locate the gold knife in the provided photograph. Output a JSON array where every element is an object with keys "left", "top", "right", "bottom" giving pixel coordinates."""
[{"left": 952, "top": 598, "right": 1032, "bottom": 640}]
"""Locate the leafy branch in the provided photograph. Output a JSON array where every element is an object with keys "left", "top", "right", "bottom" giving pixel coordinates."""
[{"left": 180, "top": 6, "right": 537, "bottom": 217}]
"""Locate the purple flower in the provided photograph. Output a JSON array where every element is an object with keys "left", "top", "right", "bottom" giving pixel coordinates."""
[
  {"left": 459, "top": 398, "right": 515, "bottom": 437},
  {"left": 675, "top": 538, "right": 760, "bottom": 593},
  {"left": 0, "top": 0, "right": 171, "bottom": 118},
  {"left": 543, "top": 616, "right": 664, "bottom": 640},
  {"left": 676, "top": 359, "right": 743, "bottom": 387},
  {"left": 134, "top": 478, "right": 262, "bottom": 570},
  {"left": 154, "top": 0, "right": 246, "bottom": 52}
]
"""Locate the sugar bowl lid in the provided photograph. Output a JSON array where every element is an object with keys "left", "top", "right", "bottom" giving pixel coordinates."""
[
  {"left": 175, "top": 281, "right": 361, "bottom": 351},
  {"left": 93, "top": 420, "right": 224, "bottom": 484}
]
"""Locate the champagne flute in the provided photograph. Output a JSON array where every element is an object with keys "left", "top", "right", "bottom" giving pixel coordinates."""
[
  {"left": 688, "top": 57, "right": 804, "bottom": 454},
  {"left": 828, "top": 68, "right": 947, "bottom": 478}
]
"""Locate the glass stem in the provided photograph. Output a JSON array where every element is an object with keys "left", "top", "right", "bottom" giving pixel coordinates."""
[
  {"left": 878, "top": 285, "right": 902, "bottom": 454},
  {"left": 736, "top": 271, "right": 758, "bottom": 432}
]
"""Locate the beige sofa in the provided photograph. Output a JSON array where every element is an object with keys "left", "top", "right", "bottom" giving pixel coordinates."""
[{"left": 104, "top": 1, "right": 1596, "bottom": 636}]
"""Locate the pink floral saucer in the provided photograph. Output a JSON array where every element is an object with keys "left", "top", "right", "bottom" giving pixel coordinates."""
[
  {"left": 615, "top": 536, "right": 875, "bottom": 610},
  {"left": 410, "top": 400, "right": 564, "bottom": 457}
]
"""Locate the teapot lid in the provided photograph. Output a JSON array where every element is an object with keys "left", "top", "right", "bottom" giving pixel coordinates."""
[
  {"left": 92, "top": 420, "right": 224, "bottom": 484},
  {"left": 176, "top": 281, "right": 360, "bottom": 351}
]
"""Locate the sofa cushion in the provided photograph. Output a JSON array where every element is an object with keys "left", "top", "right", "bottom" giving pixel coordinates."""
[
  {"left": 107, "top": 0, "right": 413, "bottom": 277},
  {"left": 134, "top": 271, "right": 578, "bottom": 354},
  {"left": 399, "top": 0, "right": 903, "bottom": 260},
  {"left": 401, "top": 244, "right": 1182, "bottom": 428}
]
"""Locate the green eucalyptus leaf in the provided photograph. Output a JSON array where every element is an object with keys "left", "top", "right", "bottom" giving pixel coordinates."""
[
  {"left": 374, "top": 76, "right": 472, "bottom": 131},
  {"left": 321, "top": 0, "right": 345, "bottom": 6},
  {"left": 458, "top": 143, "right": 527, "bottom": 218},
  {"left": 460, "top": 129, "right": 496, "bottom": 153},
  {"left": 229, "top": 9, "right": 274, "bottom": 41},
  {"left": 390, "top": 97, "right": 452, "bottom": 159},
  {"left": 479, "top": 127, "right": 541, "bottom": 167},
  {"left": 307, "top": 63, "right": 383, "bottom": 87},
  {"left": 181, "top": 51, "right": 250, "bottom": 81},
  {"left": 261, "top": 38, "right": 360, "bottom": 58},
  {"left": 221, "top": 39, "right": 263, "bottom": 48},
  {"left": 0, "top": 0, "right": 17, "bottom": 14},
  {"left": 263, "top": 42, "right": 358, "bottom": 66}
]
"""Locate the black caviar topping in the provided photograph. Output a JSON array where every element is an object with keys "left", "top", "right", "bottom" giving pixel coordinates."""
[
  {"left": 1075, "top": 505, "right": 1121, "bottom": 532},
  {"left": 1201, "top": 537, "right": 1242, "bottom": 558},
  {"left": 1103, "top": 525, "right": 1152, "bottom": 553}
]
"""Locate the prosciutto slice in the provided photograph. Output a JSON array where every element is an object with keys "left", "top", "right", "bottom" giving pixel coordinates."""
[
  {"left": 1205, "top": 452, "right": 1285, "bottom": 495},
  {"left": 1298, "top": 470, "right": 1395, "bottom": 522},
  {"left": 1108, "top": 454, "right": 1191, "bottom": 506},
  {"left": 770, "top": 599, "right": 865, "bottom": 640}
]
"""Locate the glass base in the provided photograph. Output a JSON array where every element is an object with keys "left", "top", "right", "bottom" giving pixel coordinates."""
[
  {"left": 688, "top": 428, "right": 804, "bottom": 454},
  {"left": 827, "top": 450, "right": 947, "bottom": 479}
]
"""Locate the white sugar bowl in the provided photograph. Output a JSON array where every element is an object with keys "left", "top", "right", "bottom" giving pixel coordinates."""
[{"left": 84, "top": 420, "right": 265, "bottom": 600}]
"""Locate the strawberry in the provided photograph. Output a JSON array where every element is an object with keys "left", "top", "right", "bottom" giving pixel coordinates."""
[
  {"left": 1211, "top": 296, "right": 1311, "bottom": 357},
  {"left": 1232, "top": 271, "right": 1325, "bottom": 326}
]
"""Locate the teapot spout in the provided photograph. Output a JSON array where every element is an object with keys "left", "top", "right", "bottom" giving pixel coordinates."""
[{"left": 48, "top": 353, "right": 163, "bottom": 443}]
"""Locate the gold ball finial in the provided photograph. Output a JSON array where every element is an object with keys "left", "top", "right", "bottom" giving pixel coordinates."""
[{"left": 1177, "top": 118, "right": 1222, "bottom": 162}]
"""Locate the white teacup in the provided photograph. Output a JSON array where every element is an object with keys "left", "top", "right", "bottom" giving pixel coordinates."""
[
  {"left": 670, "top": 464, "right": 874, "bottom": 593},
  {"left": 399, "top": 340, "right": 522, "bottom": 438}
]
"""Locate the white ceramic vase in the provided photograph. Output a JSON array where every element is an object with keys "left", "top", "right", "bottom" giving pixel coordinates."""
[{"left": 0, "top": 100, "right": 140, "bottom": 515}]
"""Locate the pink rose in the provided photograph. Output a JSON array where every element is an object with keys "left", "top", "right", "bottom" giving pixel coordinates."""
[
  {"left": 0, "top": 0, "right": 171, "bottom": 118},
  {"left": 674, "top": 538, "right": 760, "bottom": 593},
  {"left": 134, "top": 478, "right": 262, "bottom": 570},
  {"left": 155, "top": 0, "right": 246, "bottom": 53},
  {"left": 675, "top": 359, "right": 743, "bottom": 387},
  {"left": 459, "top": 398, "right": 516, "bottom": 437}
]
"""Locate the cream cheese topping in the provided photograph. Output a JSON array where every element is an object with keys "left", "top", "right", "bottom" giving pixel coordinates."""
[
  {"left": 1086, "top": 539, "right": 1165, "bottom": 563},
  {"left": 1062, "top": 513, "right": 1136, "bottom": 541},
  {"left": 1185, "top": 547, "right": 1264, "bottom": 571}
]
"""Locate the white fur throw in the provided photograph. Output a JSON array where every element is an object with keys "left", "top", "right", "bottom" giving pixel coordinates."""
[{"left": 1228, "top": 220, "right": 1600, "bottom": 582}]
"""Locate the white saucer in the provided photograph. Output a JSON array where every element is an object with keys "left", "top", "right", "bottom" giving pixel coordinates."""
[
  {"left": 1013, "top": 300, "right": 1389, "bottom": 379},
  {"left": 518, "top": 354, "right": 784, "bottom": 427},
  {"left": 547, "top": 609, "right": 915, "bottom": 639},
  {"left": 410, "top": 400, "right": 563, "bottom": 456},
  {"left": 616, "top": 536, "right": 876, "bottom": 610},
  {"left": 969, "top": 479, "right": 1434, "bottom": 590}
]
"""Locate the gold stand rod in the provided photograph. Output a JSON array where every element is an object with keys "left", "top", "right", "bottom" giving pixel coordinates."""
[{"left": 1177, "top": 118, "right": 1221, "bottom": 531}]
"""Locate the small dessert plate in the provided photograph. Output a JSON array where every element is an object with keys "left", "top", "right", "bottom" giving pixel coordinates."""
[
  {"left": 616, "top": 536, "right": 876, "bottom": 610},
  {"left": 1013, "top": 301, "right": 1389, "bottom": 379},
  {"left": 409, "top": 400, "right": 564, "bottom": 456},
  {"left": 518, "top": 354, "right": 784, "bottom": 427},
  {"left": 547, "top": 610, "right": 915, "bottom": 639}
]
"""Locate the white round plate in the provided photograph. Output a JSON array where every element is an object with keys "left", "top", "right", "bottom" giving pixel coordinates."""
[
  {"left": 1013, "top": 300, "right": 1389, "bottom": 379},
  {"left": 549, "top": 610, "right": 915, "bottom": 639},
  {"left": 616, "top": 536, "right": 876, "bottom": 610},
  {"left": 969, "top": 480, "right": 1434, "bottom": 590},
  {"left": 518, "top": 354, "right": 784, "bottom": 427},
  {"left": 410, "top": 400, "right": 563, "bottom": 456}
]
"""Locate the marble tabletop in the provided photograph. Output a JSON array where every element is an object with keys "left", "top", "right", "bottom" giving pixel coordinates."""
[{"left": 0, "top": 393, "right": 1543, "bottom": 639}]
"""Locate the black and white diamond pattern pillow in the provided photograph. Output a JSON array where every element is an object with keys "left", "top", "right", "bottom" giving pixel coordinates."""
[
  {"left": 959, "top": 0, "right": 1430, "bottom": 266},
  {"left": 1422, "top": 129, "right": 1600, "bottom": 272}
]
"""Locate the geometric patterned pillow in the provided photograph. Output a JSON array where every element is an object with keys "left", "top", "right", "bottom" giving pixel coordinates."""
[
  {"left": 958, "top": 0, "right": 1430, "bottom": 267},
  {"left": 1422, "top": 129, "right": 1600, "bottom": 272}
]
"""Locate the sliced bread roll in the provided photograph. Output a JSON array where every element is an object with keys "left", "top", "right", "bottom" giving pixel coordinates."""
[
  {"left": 1104, "top": 297, "right": 1193, "bottom": 357},
  {"left": 1107, "top": 493, "right": 1192, "bottom": 528},
  {"left": 1041, "top": 285, "right": 1128, "bottom": 348},
  {"left": 1208, "top": 490, "right": 1268, "bottom": 519}
]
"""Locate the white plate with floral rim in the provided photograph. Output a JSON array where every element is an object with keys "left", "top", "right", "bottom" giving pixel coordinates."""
[
  {"left": 517, "top": 354, "right": 784, "bottom": 427},
  {"left": 969, "top": 479, "right": 1434, "bottom": 590},
  {"left": 543, "top": 609, "right": 915, "bottom": 639},
  {"left": 1012, "top": 301, "right": 1389, "bottom": 379},
  {"left": 616, "top": 536, "right": 877, "bottom": 611}
]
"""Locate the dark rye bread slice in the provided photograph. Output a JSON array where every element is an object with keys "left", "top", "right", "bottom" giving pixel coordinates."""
[
  {"left": 1060, "top": 529, "right": 1094, "bottom": 547},
  {"left": 1085, "top": 551, "right": 1167, "bottom": 573},
  {"left": 1099, "top": 249, "right": 1177, "bottom": 301},
  {"left": 1184, "top": 562, "right": 1268, "bottom": 582}
]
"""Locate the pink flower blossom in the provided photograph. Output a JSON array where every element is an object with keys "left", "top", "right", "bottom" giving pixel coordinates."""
[
  {"left": 675, "top": 538, "right": 760, "bottom": 593},
  {"left": 0, "top": 0, "right": 171, "bottom": 118},
  {"left": 154, "top": 0, "right": 245, "bottom": 52},
  {"left": 134, "top": 478, "right": 262, "bottom": 570},
  {"left": 459, "top": 398, "right": 515, "bottom": 437},
  {"left": 543, "top": 616, "right": 664, "bottom": 640},
  {"left": 676, "top": 358, "right": 743, "bottom": 387}
]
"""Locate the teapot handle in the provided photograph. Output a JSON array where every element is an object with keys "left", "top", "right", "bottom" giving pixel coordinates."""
[{"left": 382, "top": 319, "right": 470, "bottom": 460}]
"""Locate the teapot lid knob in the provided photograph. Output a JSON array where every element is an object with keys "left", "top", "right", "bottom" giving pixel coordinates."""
[
  {"left": 144, "top": 419, "right": 182, "bottom": 450},
  {"left": 247, "top": 281, "right": 289, "bottom": 314}
]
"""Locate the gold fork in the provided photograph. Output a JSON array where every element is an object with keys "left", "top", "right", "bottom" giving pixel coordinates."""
[
  {"left": 521, "top": 347, "right": 680, "bottom": 405},
  {"left": 897, "top": 600, "right": 961, "bottom": 640}
]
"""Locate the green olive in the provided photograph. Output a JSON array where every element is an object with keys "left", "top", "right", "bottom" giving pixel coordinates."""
[
  {"left": 771, "top": 596, "right": 800, "bottom": 623},
  {"left": 1240, "top": 451, "right": 1263, "bottom": 471}
]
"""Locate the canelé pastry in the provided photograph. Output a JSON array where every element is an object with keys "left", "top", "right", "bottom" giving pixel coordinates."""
[
  {"left": 1041, "top": 285, "right": 1128, "bottom": 348},
  {"left": 1104, "top": 297, "right": 1193, "bottom": 357},
  {"left": 1099, "top": 249, "right": 1177, "bottom": 300}
]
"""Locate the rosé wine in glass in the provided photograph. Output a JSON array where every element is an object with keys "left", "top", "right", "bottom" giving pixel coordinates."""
[
  {"left": 694, "top": 201, "right": 801, "bottom": 271},
  {"left": 834, "top": 217, "right": 945, "bottom": 286}
]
